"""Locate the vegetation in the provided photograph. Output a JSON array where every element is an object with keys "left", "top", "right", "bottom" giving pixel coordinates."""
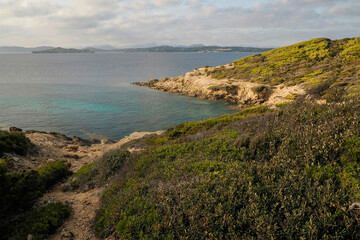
[
  {"left": 77, "top": 94, "right": 360, "bottom": 239},
  {"left": 0, "top": 160, "right": 71, "bottom": 219},
  {"left": 208, "top": 37, "right": 360, "bottom": 99},
  {"left": 68, "top": 149, "right": 130, "bottom": 191},
  {"left": 32, "top": 47, "right": 94, "bottom": 54},
  {"left": 0, "top": 130, "right": 30, "bottom": 156},
  {"left": 0, "top": 202, "right": 71, "bottom": 240},
  {"left": 0, "top": 130, "right": 72, "bottom": 238}
]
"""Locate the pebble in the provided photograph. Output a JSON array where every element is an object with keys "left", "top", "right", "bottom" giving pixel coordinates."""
[{"left": 61, "top": 228, "right": 74, "bottom": 239}]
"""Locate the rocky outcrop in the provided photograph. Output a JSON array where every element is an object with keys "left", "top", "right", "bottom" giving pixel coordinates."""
[
  {"left": 133, "top": 66, "right": 305, "bottom": 108},
  {"left": 133, "top": 37, "right": 360, "bottom": 107},
  {"left": 9, "top": 126, "right": 23, "bottom": 132}
]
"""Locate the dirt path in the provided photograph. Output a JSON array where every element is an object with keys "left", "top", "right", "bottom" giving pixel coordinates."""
[{"left": 22, "top": 130, "right": 163, "bottom": 240}]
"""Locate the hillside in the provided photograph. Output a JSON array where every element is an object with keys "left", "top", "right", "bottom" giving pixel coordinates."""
[
  {"left": 72, "top": 99, "right": 360, "bottom": 239},
  {"left": 134, "top": 37, "right": 360, "bottom": 107},
  {"left": 32, "top": 47, "right": 94, "bottom": 54}
]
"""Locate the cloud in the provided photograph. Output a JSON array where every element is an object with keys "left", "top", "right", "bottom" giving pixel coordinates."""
[
  {"left": 0, "top": 0, "right": 359, "bottom": 47},
  {"left": 328, "top": 3, "right": 360, "bottom": 16},
  {"left": 151, "top": 0, "right": 183, "bottom": 8}
]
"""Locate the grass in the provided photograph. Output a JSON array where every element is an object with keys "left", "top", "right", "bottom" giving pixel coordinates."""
[{"left": 84, "top": 96, "right": 360, "bottom": 239}]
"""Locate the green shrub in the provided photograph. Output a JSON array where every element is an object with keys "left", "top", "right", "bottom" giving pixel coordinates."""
[
  {"left": 0, "top": 130, "right": 30, "bottom": 156},
  {"left": 69, "top": 161, "right": 98, "bottom": 190},
  {"left": 38, "top": 160, "right": 71, "bottom": 188},
  {"left": 167, "top": 106, "right": 269, "bottom": 139},
  {"left": 252, "top": 85, "right": 268, "bottom": 94},
  {"left": 94, "top": 98, "right": 360, "bottom": 239},
  {"left": 69, "top": 150, "right": 130, "bottom": 190},
  {"left": 275, "top": 102, "right": 290, "bottom": 108},
  {"left": 0, "top": 202, "right": 71, "bottom": 240},
  {"left": 0, "top": 158, "right": 7, "bottom": 174},
  {"left": 207, "top": 85, "right": 221, "bottom": 91},
  {"left": 0, "top": 160, "right": 71, "bottom": 220}
]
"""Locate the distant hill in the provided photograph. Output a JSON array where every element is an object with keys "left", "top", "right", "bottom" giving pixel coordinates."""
[
  {"left": 118, "top": 45, "right": 272, "bottom": 53},
  {"left": 32, "top": 47, "right": 94, "bottom": 54},
  {"left": 0, "top": 46, "right": 53, "bottom": 53},
  {"left": 0, "top": 45, "right": 271, "bottom": 53}
]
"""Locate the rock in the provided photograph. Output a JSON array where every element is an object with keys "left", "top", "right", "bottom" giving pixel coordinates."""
[
  {"left": 349, "top": 202, "right": 360, "bottom": 216},
  {"left": 24, "top": 130, "right": 47, "bottom": 134},
  {"left": 61, "top": 183, "right": 72, "bottom": 192},
  {"left": 47, "top": 158, "right": 56, "bottom": 162},
  {"left": 72, "top": 136, "right": 91, "bottom": 146},
  {"left": 148, "top": 78, "right": 159, "bottom": 84},
  {"left": 49, "top": 132, "right": 72, "bottom": 141},
  {"left": 61, "top": 228, "right": 74, "bottom": 239},
  {"left": 87, "top": 137, "right": 101, "bottom": 144},
  {"left": 67, "top": 145, "right": 79, "bottom": 152},
  {"left": 27, "top": 234, "right": 34, "bottom": 240},
  {"left": 100, "top": 138, "right": 116, "bottom": 145},
  {"left": 63, "top": 154, "right": 80, "bottom": 159},
  {"left": 9, "top": 126, "right": 22, "bottom": 132}
]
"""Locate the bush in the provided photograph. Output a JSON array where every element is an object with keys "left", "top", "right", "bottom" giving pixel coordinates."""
[
  {"left": 68, "top": 149, "right": 131, "bottom": 190},
  {"left": 94, "top": 98, "right": 360, "bottom": 239},
  {"left": 252, "top": 85, "right": 268, "bottom": 94},
  {"left": 69, "top": 161, "right": 98, "bottom": 190},
  {"left": 167, "top": 106, "right": 269, "bottom": 139},
  {"left": 0, "top": 160, "right": 71, "bottom": 220},
  {"left": 0, "top": 130, "right": 30, "bottom": 156},
  {"left": 0, "top": 202, "right": 71, "bottom": 240}
]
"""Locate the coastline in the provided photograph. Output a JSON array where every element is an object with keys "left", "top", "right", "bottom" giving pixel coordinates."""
[{"left": 132, "top": 65, "right": 305, "bottom": 109}]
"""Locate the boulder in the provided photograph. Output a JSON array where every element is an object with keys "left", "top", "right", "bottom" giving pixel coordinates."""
[{"left": 9, "top": 126, "right": 22, "bottom": 132}]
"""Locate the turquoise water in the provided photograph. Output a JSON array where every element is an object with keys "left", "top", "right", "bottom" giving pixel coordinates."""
[{"left": 0, "top": 52, "right": 256, "bottom": 139}]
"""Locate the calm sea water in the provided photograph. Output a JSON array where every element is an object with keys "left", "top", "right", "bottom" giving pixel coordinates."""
[{"left": 0, "top": 52, "right": 256, "bottom": 140}]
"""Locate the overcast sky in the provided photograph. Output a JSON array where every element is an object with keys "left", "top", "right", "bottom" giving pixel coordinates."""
[{"left": 0, "top": 0, "right": 359, "bottom": 48}]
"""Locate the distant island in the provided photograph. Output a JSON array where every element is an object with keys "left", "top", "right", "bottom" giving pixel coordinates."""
[
  {"left": 32, "top": 47, "right": 94, "bottom": 54},
  {"left": 118, "top": 45, "right": 272, "bottom": 53},
  {"left": 0, "top": 45, "right": 272, "bottom": 53},
  {"left": 32, "top": 46, "right": 271, "bottom": 53}
]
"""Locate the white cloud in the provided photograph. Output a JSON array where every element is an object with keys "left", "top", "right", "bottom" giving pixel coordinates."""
[
  {"left": 329, "top": 3, "right": 360, "bottom": 16},
  {"left": 0, "top": 0, "right": 359, "bottom": 47}
]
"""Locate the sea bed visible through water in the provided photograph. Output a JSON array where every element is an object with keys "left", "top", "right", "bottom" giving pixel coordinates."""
[{"left": 0, "top": 52, "right": 257, "bottom": 140}]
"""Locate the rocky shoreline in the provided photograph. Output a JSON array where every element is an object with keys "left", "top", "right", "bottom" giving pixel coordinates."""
[{"left": 132, "top": 65, "right": 305, "bottom": 108}]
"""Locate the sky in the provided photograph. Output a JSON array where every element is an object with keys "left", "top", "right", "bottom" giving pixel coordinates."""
[{"left": 0, "top": 0, "right": 359, "bottom": 48}]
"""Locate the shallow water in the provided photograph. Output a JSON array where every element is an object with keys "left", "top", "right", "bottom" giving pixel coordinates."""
[{"left": 0, "top": 52, "right": 256, "bottom": 139}]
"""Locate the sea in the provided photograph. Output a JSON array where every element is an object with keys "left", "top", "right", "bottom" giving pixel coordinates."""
[{"left": 0, "top": 52, "right": 257, "bottom": 140}]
